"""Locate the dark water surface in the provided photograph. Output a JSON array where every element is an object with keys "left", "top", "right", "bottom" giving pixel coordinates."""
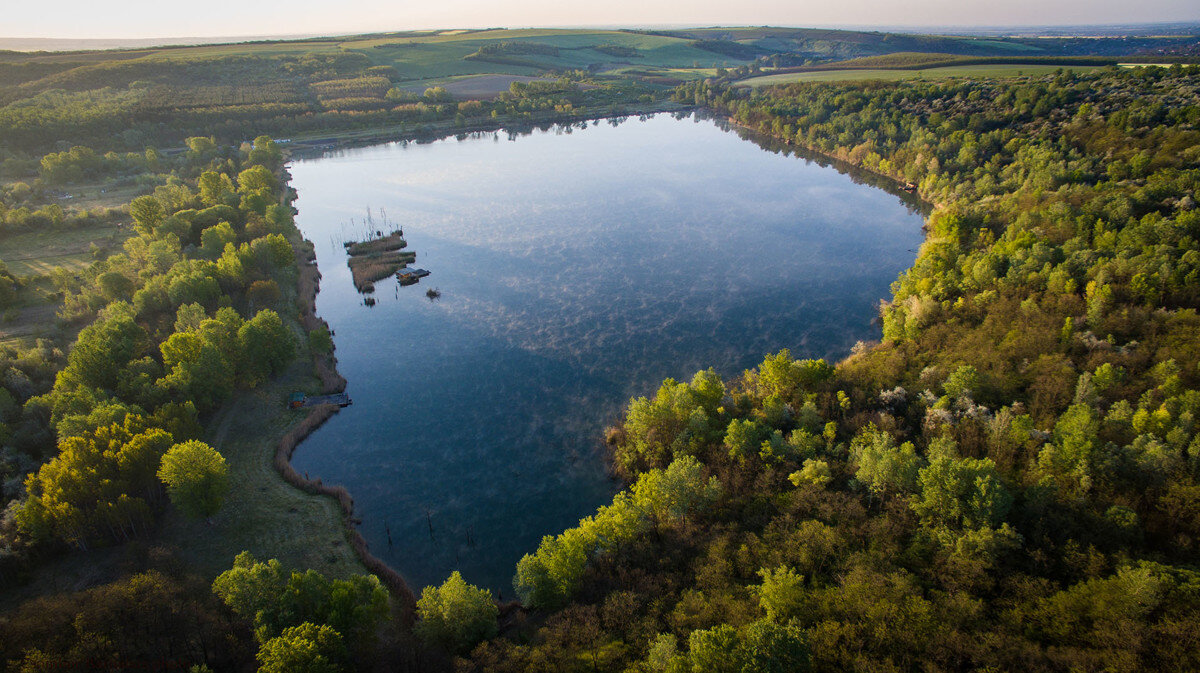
[{"left": 289, "top": 113, "right": 925, "bottom": 594}]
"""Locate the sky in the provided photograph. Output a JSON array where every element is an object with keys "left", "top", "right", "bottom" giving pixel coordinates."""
[{"left": 4, "top": 0, "right": 1198, "bottom": 39}]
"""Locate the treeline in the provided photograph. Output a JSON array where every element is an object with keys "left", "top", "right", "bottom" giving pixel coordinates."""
[
  {"left": 447, "top": 66, "right": 1200, "bottom": 671},
  {"left": 0, "top": 50, "right": 663, "bottom": 155},
  {"left": 0, "top": 550, "right": 391, "bottom": 671}
]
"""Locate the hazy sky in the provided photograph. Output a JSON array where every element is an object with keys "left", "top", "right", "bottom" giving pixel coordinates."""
[{"left": 6, "top": 0, "right": 1198, "bottom": 39}]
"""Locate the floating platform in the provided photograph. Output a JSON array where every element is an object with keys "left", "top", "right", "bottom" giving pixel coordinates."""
[
  {"left": 289, "top": 392, "right": 352, "bottom": 409},
  {"left": 397, "top": 268, "right": 431, "bottom": 285}
]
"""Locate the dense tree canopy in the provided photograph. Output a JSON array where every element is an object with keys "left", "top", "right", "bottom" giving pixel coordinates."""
[{"left": 457, "top": 66, "right": 1200, "bottom": 673}]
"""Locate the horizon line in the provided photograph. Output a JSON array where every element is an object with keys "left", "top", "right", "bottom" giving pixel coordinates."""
[{"left": 2, "top": 20, "right": 1198, "bottom": 48}]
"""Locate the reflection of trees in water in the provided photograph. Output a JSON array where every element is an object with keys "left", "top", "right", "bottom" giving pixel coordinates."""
[{"left": 298, "top": 110, "right": 930, "bottom": 219}]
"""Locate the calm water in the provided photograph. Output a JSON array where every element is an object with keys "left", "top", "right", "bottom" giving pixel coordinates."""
[{"left": 289, "top": 113, "right": 925, "bottom": 595}]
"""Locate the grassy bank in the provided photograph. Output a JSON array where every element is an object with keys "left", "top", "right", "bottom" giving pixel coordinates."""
[{"left": 156, "top": 358, "right": 367, "bottom": 581}]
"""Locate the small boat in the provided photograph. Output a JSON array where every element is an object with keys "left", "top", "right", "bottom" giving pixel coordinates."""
[{"left": 901, "top": 182, "right": 918, "bottom": 193}]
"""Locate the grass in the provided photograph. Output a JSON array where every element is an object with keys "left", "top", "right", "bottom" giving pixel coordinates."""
[
  {"left": 0, "top": 221, "right": 130, "bottom": 276},
  {"left": 740, "top": 63, "right": 1108, "bottom": 86},
  {"left": 156, "top": 351, "right": 368, "bottom": 581}
]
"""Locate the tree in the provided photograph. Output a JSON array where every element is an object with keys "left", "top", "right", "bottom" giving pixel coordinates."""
[
  {"left": 753, "top": 565, "right": 807, "bottom": 622},
  {"left": 618, "top": 370, "right": 724, "bottom": 471},
  {"left": 246, "top": 279, "right": 281, "bottom": 309},
  {"left": 129, "top": 195, "right": 165, "bottom": 235},
  {"left": 630, "top": 454, "right": 721, "bottom": 523},
  {"left": 96, "top": 271, "right": 134, "bottom": 301},
  {"left": 157, "top": 440, "right": 229, "bottom": 519},
  {"left": 61, "top": 304, "right": 148, "bottom": 392},
  {"left": 789, "top": 459, "right": 832, "bottom": 487},
  {"left": 237, "top": 310, "right": 294, "bottom": 386},
  {"left": 199, "top": 222, "right": 237, "bottom": 259},
  {"left": 912, "top": 451, "right": 1010, "bottom": 531},
  {"left": 725, "top": 418, "right": 765, "bottom": 462},
  {"left": 737, "top": 620, "right": 811, "bottom": 673},
  {"left": 197, "top": 171, "right": 237, "bottom": 207},
  {"left": 16, "top": 420, "right": 173, "bottom": 546},
  {"left": 247, "top": 135, "right": 284, "bottom": 171},
  {"left": 212, "top": 552, "right": 388, "bottom": 645},
  {"left": 852, "top": 425, "right": 922, "bottom": 497},
  {"left": 185, "top": 136, "right": 218, "bottom": 164},
  {"left": 256, "top": 622, "right": 345, "bottom": 673},
  {"left": 159, "top": 330, "right": 233, "bottom": 411},
  {"left": 237, "top": 165, "right": 278, "bottom": 195},
  {"left": 683, "top": 620, "right": 810, "bottom": 673},
  {"left": 415, "top": 571, "right": 499, "bottom": 653},
  {"left": 943, "top": 364, "right": 980, "bottom": 400}
]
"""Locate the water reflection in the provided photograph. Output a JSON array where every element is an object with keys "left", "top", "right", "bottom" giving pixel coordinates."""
[{"left": 289, "top": 112, "right": 925, "bottom": 594}]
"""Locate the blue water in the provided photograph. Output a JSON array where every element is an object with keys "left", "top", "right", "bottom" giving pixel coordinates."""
[{"left": 288, "top": 113, "right": 925, "bottom": 595}]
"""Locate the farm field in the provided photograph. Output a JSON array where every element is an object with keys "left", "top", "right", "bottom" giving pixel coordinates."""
[
  {"left": 398, "top": 73, "right": 545, "bottom": 98},
  {"left": 740, "top": 62, "right": 1110, "bottom": 86}
]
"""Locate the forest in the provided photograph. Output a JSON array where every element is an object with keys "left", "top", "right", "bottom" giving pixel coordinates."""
[
  {"left": 443, "top": 66, "right": 1200, "bottom": 671},
  {"left": 0, "top": 23, "right": 1198, "bottom": 673}
]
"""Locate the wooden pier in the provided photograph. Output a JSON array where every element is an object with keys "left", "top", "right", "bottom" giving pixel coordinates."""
[
  {"left": 289, "top": 392, "right": 352, "bottom": 409},
  {"left": 396, "top": 268, "right": 431, "bottom": 285}
]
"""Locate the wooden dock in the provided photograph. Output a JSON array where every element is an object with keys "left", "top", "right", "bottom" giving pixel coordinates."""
[
  {"left": 397, "top": 268, "right": 431, "bottom": 285},
  {"left": 289, "top": 392, "right": 352, "bottom": 408}
]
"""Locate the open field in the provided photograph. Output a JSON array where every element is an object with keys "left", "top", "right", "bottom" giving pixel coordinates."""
[
  {"left": 157, "top": 352, "right": 369, "bottom": 581},
  {"left": 0, "top": 221, "right": 130, "bottom": 277},
  {"left": 740, "top": 62, "right": 1109, "bottom": 86}
]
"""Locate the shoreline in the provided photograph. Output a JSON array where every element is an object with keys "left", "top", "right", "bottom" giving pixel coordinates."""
[
  {"left": 283, "top": 100, "right": 693, "bottom": 156},
  {"left": 714, "top": 112, "right": 941, "bottom": 213},
  {"left": 276, "top": 170, "right": 421, "bottom": 617}
]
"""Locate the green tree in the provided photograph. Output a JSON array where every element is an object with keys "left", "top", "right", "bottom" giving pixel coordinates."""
[
  {"left": 789, "top": 459, "right": 832, "bottom": 487},
  {"left": 912, "top": 451, "right": 1010, "bottom": 531},
  {"left": 852, "top": 425, "right": 923, "bottom": 497},
  {"left": 237, "top": 309, "right": 295, "bottom": 386},
  {"left": 630, "top": 454, "right": 721, "bottom": 523},
  {"left": 725, "top": 418, "right": 766, "bottom": 462},
  {"left": 159, "top": 330, "right": 233, "bottom": 410},
  {"left": 618, "top": 369, "right": 724, "bottom": 471},
  {"left": 60, "top": 304, "right": 148, "bottom": 392},
  {"left": 415, "top": 571, "right": 499, "bottom": 653},
  {"left": 247, "top": 135, "right": 284, "bottom": 170},
  {"left": 157, "top": 440, "right": 229, "bottom": 519},
  {"left": 213, "top": 552, "right": 388, "bottom": 644},
  {"left": 129, "top": 195, "right": 165, "bottom": 235},
  {"left": 256, "top": 622, "right": 345, "bottom": 673},
  {"left": 943, "top": 364, "right": 980, "bottom": 400},
  {"left": 199, "top": 222, "right": 237, "bottom": 259},
  {"left": 197, "top": 171, "right": 236, "bottom": 207},
  {"left": 753, "top": 565, "right": 807, "bottom": 622}
]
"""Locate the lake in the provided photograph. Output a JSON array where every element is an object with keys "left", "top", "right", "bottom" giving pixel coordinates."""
[{"left": 288, "top": 113, "right": 926, "bottom": 595}]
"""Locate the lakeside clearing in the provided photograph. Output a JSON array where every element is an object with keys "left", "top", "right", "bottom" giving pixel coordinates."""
[{"left": 156, "top": 353, "right": 368, "bottom": 581}]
